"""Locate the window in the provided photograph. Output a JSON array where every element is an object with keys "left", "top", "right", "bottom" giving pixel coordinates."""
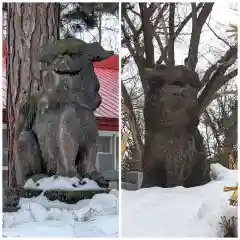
[
  {"left": 3, "top": 148, "right": 8, "bottom": 167},
  {"left": 3, "top": 169, "right": 8, "bottom": 188},
  {"left": 116, "top": 137, "right": 119, "bottom": 168},
  {"left": 3, "top": 126, "right": 7, "bottom": 149},
  {"left": 3, "top": 127, "right": 8, "bottom": 166},
  {"left": 97, "top": 136, "right": 112, "bottom": 153},
  {"left": 97, "top": 131, "right": 119, "bottom": 170},
  {"left": 2, "top": 125, "right": 8, "bottom": 186}
]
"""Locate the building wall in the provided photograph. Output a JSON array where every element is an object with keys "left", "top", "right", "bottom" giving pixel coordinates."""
[{"left": 97, "top": 117, "right": 118, "bottom": 132}]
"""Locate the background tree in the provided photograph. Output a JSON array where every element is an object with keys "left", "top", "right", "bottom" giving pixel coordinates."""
[
  {"left": 60, "top": 3, "right": 118, "bottom": 44},
  {"left": 6, "top": 3, "right": 60, "bottom": 186},
  {"left": 121, "top": 3, "right": 237, "bottom": 185},
  {"left": 201, "top": 22, "right": 238, "bottom": 166},
  {"left": 201, "top": 84, "right": 237, "bottom": 167},
  {"left": 7, "top": 3, "right": 60, "bottom": 186}
]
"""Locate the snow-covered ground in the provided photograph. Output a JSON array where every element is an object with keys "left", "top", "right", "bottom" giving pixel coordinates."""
[
  {"left": 3, "top": 176, "right": 119, "bottom": 237},
  {"left": 122, "top": 163, "right": 237, "bottom": 237}
]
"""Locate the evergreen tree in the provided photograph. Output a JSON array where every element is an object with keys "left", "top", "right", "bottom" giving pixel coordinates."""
[{"left": 61, "top": 3, "right": 119, "bottom": 38}]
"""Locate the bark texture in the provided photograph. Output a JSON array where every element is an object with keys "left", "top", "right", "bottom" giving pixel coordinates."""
[{"left": 7, "top": 3, "right": 59, "bottom": 186}]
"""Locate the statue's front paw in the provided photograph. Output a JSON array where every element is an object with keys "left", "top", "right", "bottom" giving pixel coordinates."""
[
  {"left": 79, "top": 179, "right": 86, "bottom": 185},
  {"left": 87, "top": 170, "right": 109, "bottom": 188},
  {"left": 72, "top": 179, "right": 86, "bottom": 188},
  {"left": 53, "top": 174, "right": 60, "bottom": 179}
]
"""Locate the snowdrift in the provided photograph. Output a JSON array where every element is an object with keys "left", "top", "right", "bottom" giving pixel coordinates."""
[
  {"left": 3, "top": 177, "right": 119, "bottom": 237},
  {"left": 122, "top": 163, "right": 237, "bottom": 237}
]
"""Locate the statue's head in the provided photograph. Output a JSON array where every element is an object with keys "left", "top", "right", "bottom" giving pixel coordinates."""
[
  {"left": 144, "top": 65, "right": 200, "bottom": 128},
  {"left": 144, "top": 64, "right": 201, "bottom": 90},
  {"left": 38, "top": 38, "right": 114, "bottom": 72},
  {"left": 86, "top": 42, "right": 114, "bottom": 62},
  {"left": 144, "top": 65, "right": 200, "bottom": 102},
  {"left": 38, "top": 39, "right": 114, "bottom": 94}
]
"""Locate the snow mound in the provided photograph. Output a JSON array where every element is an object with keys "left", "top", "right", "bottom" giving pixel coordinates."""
[
  {"left": 3, "top": 177, "right": 118, "bottom": 237},
  {"left": 24, "top": 176, "right": 100, "bottom": 190},
  {"left": 122, "top": 163, "right": 237, "bottom": 237}
]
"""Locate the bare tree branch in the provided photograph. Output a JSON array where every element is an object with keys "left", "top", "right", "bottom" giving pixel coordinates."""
[
  {"left": 198, "top": 3, "right": 214, "bottom": 27},
  {"left": 167, "top": 3, "right": 175, "bottom": 66},
  {"left": 206, "top": 22, "right": 231, "bottom": 47},
  {"left": 204, "top": 110, "right": 222, "bottom": 147},
  {"left": 201, "top": 44, "right": 237, "bottom": 87},
  {"left": 153, "top": 3, "right": 168, "bottom": 29},
  {"left": 121, "top": 25, "right": 142, "bottom": 69},
  {"left": 153, "top": 31, "right": 167, "bottom": 62},
  {"left": 174, "top": 3, "right": 204, "bottom": 40},
  {"left": 128, "top": 6, "right": 141, "bottom": 17},
  {"left": 214, "top": 90, "right": 237, "bottom": 98},
  {"left": 122, "top": 81, "right": 144, "bottom": 157},
  {"left": 155, "top": 3, "right": 168, "bottom": 46},
  {"left": 122, "top": 11, "right": 144, "bottom": 58},
  {"left": 147, "top": 3, "right": 158, "bottom": 18},
  {"left": 197, "top": 69, "right": 237, "bottom": 115},
  {"left": 122, "top": 23, "right": 149, "bottom": 94},
  {"left": 188, "top": 3, "right": 214, "bottom": 70},
  {"left": 156, "top": 3, "right": 204, "bottom": 65},
  {"left": 139, "top": 3, "right": 155, "bottom": 67}
]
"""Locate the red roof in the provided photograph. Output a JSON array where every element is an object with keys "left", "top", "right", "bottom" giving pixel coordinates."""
[
  {"left": 2, "top": 56, "right": 6, "bottom": 109},
  {"left": 93, "top": 55, "right": 118, "bottom": 70},
  {"left": 94, "top": 55, "right": 119, "bottom": 119},
  {"left": 2, "top": 41, "right": 119, "bottom": 120}
]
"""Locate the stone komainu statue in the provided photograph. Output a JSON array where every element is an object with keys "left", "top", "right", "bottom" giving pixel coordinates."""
[
  {"left": 141, "top": 64, "right": 210, "bottom": 188},
  {"left": 15, "top": 39, "right": 114, "bottom": 186}
]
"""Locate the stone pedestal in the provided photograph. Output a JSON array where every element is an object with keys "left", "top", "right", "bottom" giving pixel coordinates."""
[{"left": 3, "top": 187, "right": 110, "bottom": 209}]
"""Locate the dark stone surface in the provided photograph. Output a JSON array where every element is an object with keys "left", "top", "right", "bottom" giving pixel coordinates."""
[
  {"left": 15, "top": 39, "right": 114, "bottom": 186},
  {"left": 3, "top": 207, "right": 20, "bottom": 213},
  {"left": 142, "top": 65, "right": 209, "bottom": 188},
  {"left": 4, "top": 187, "right": 110, "bottom": 207},
  {"left": 86, "top": 170, "right": 110, "bottom": 188},
  {"left": 4, "top": 187, "right": 43, "bottom": 207},
  {"left": 44, "top": 188, "right": 110, "bottom": 204}
]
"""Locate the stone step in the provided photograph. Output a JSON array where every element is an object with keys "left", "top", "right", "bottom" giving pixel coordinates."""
[
  {"left": 121, "top": 182, "right": 137, "bottom": 191},
  {"left": 101, "top": 170, "right": 119, "bottom": 181},
  {"left": 4, "top": 187, "right": 110, "bottom": 207},
  {"left": 124, "top": 171, "right": 143, "bottom": 189},
  {"left": 109, "top": 181, "right": 119, "bottom": 190}
]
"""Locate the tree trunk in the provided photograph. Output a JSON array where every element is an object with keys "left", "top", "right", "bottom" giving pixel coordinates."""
[
  {"left": 7, "top": 3, "right": 60, "bottom": 187},
  {"left": 122, "top": 82, "right": 144, "bottom": 159},
  {"left": 98, "top": 12, "right": 102, "bottom": 45}
]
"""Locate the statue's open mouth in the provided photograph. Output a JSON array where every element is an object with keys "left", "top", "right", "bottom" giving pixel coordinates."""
[{"left": 54, "top": 69, "right": 81, "bottom": 75}]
